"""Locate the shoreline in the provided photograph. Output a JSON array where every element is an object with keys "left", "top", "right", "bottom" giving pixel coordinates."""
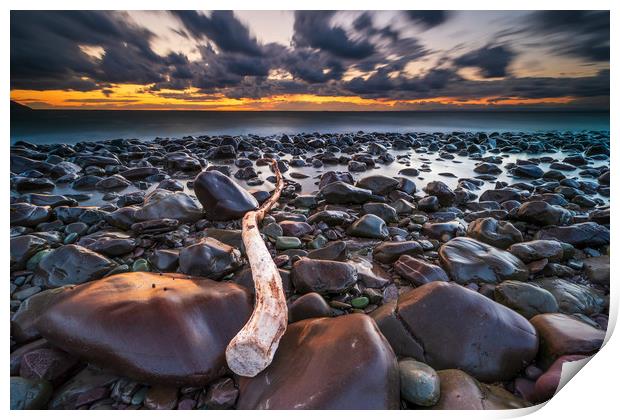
[{"left": 10, "top": 130, "right": 610, "bottom": 409}]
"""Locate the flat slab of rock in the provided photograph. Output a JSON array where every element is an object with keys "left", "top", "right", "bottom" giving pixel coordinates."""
[
  {"left": 36, "top": 272, "right": 252, "bottom": 386},
  {"left": 237, "top": 314, "right": 399, "bottom": 409},
  {"left": 372, "top": 282, "right": 538, "bottom": 382},
  {"left": 439, "top": 237, "right": 529, "bottom": 284}
]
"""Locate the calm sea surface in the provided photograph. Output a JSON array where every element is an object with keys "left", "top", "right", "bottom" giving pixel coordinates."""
[{"left": 10, "top": 110, "right": 610, "bottom": 145}]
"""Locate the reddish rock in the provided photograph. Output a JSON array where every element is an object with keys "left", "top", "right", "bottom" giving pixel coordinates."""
[
  {"left": 432, "top": 369, "right": 530, "bottom": 410},
  {"left": 533, "top": 355, "right": 589, "bottom": 402},
  {"left": 36, "top": 272, "right": 253, "bottom": 386},
  {"left": 20, "top": 348, "right": 80, "bottom": 384},
  {"left": 372, "top": 282, "right": 538, "bottom": 382},
  {"left": 202, "top": 377, "right": 238, "bottom": 409},
  {"left": 279, "top": 221, "right": 313, "bottom": 237},
  {"left": 530, "top": 313, "right": 605, "bottom": 368},
  {"left": 237, "top": 314, "right": 399, "bottom": 409},
  {"left": 393, "top": 255, "right": 449, "bottom": 286},
  {"left": 144, "top": 385, "right": 178, "bottom": 410}
]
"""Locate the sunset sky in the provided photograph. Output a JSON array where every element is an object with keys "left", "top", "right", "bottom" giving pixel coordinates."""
[{"left": 10, "top": 10, "right": 610, "bottom": 111}]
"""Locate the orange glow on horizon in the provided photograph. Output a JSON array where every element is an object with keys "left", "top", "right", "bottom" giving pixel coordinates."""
[{"left": 11, "top": 84, "right": 577, "bottom": 111}]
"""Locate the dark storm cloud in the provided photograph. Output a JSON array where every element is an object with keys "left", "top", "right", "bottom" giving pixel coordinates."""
[
  {"left": 170, "top": 11, "right": 263, "bottom": 56},
  {"left": 10, "top": 10, "right": 168, "bottom": 90},
  {"left": 10, "top": 10, "right": 610, "bottom": 109},
  {"left": 405, "top": 11, "right": 451, "bottom": 29},
  {"left": 292, "top": 11, "right": 375, "bottom": 59},
  {"left": 454, "top": 45, "right": 515, "bottom": 78},
  {"left": 526, "top": 11, "right": 609, "bottom": 61}
]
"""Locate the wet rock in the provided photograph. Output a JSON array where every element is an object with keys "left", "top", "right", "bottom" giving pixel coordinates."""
[
  {"left": 530, "top": 313, "right": 605, "bottom": 369},
  {"left": 373, "top": 241, "right": 423, "bottom": 264},
  {"left": 439, "top": 237, "right": 529, "bottom": 284},
  {"left": 237, "top": 314, "right": 399, "bottom": 409},
  {"left": 288, "top": 292, "right": 333, "bottom": 323},
  {"left": 36, "top": 272, "right": 253, "bottom": 385},
  {"left": 320, "top": 181, "right": 373, "bottom": 204},
  {"left": 48, "top": 366, "right": 117, "bottom": 409},
  {"left": 349, "top": 256, "right": 391, "bottom": 288},
  {"left": 194, "top": 170, "right": 258, "bottom": 221},
  {"left": 202, "top": 377, "right": 238, "bottom": 409},
  {"left": 516, "top": 201, "right": 572, "bottom": 226},
  {"left": 422, "top": 220, "right": 466, "bottom": 242},
  {"left": 348, "top": 214, "right": 389, "bottom": 239},
  {"left": 423, "top": 181, "right": 455, "bottom": 207},
  {"left": 133, "top": 190, "right": 203, "bottom": 224},
  {"left": 372, "top": 282, "right": 538, "bottom": 382},
  {"left": 362, "top": 202, "right": 398, "bottom": 223},
  {"left": 77, "top": 231, "right": 137, "bottom": 257},
  {"left": 11, "top": 235, "right": 49, "bottom": 270},
  {"left": 533, "top": 355, "right": 589, "bottom": 403},
  {"left": 479, "top": 188, "right": 523, "bottom": 203},
  {"left": 10, "top": 376, "right": 53, "bottom": 410},
  {"left": 32, "top": 245, "right": 117, "bottom": 288},
  {"left": 508, "top": 240, "right": 570, "bottom": 264},
  {"left": 11, "top": 287, "right": 73, "bottom": 343},
  {"left": 275, "top": 236, "right": 301, "bottom": 250},
  {"left": 394, "top": 255, "right": 449, "bottom": 286},
  {"left": 10, "top": 339, "right": 50, "bottom": 376},
  {"left": 494, "top": 280, "right": 559, "bottom": 319},
  {"left": 11, "top": 203, "right": 51, "bottom": 227},
  {"left": 148, "top": 249, "right": 180, "bottom": 272},
  {"left": 583, "top": 255, "right": 610, "bottom": 286},
  {"left": 417, "top": 196, "right": 440, "bottom": 212},
  {"left": 291, "top": 258, "right": 357, "bottom": 294},
  {"left": 535, "top": 222, "right": 609, "bottom": 248},
  {"left": 512, "top": 165, "right": 544, "bottom": 179},
  {"left": 178, "top": 237, "right": 242, "bottom": 280},
  {"left": 279, "top": 220, "right": 313, "bottom": 237},
  {"left": 467, "top": 217, "right": 523, "bottom": 249},
  {"left": 144, "top": 385, "right": 178, "bottom": 410},
  {"left": 96, "top": 175, "right": 131, "bottom": 190},
  {"left": 20, "top": 348, "right": 79, "bottom": 384},
  {"left": 432, "top": 369, "right": 529, "bottom": 409},
  {"left": 399, "top": 359, "right": 440, "bottom": 407},
  {"left": 307, "top": 210, "right": 354, "bottom": 226},
  {"left": 535, "top": 278, "right": 605, "bottom": 315},
  {"left": 318, "top": 171, "right": 354, "bottom": 189},
  {"left": 306, "top": 240, "right": 348, "bottom": 261},
  {"left": 356, "top": 175, "right": 399, "bottom": 195}
]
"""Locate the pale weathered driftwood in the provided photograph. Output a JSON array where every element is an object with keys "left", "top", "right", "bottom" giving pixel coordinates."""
[{"left": 225, "top": 159, "right": 288, "bottom": 377}]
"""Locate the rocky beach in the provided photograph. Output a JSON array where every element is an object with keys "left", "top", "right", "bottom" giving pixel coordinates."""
[{"left": 10, "top": 130, "right": 610, "bottom": 410}]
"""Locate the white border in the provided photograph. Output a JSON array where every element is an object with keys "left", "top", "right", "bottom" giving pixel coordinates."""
[{"left": 4, "top": 2, "right": 617, "bottom": 419}]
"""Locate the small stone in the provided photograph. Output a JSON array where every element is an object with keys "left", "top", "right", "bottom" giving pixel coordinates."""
[
  {"left": 276, "top": 236, "right": 302, "bottom": 250},
  {"left": 351, "top": 296, "right": 370, "bottom": 309},
  {"left": 132, "top": 258, "right": 150, "bottom": 272},
  {"left": 399, "top": 359, "right": 440, "bottom": 406}
]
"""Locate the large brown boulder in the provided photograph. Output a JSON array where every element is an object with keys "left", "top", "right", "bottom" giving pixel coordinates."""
[
  {"left": 372, "top": 282, "right": 538, "bottom": 382},
  {"left": 36, "top": 272, "right": 253, "bottom": 386},
  {"left": 529, "top": 313, "right": 605, "bottom": 369},
  {"left": 237, "top": 314, "right": 399, "bottom": 409}
]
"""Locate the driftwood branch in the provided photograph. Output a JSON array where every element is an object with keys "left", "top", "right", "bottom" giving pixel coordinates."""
[{"left": 225, "top": 159, "right": 288, "bottom": 377}]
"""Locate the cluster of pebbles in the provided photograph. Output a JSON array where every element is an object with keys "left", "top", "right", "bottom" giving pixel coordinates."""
[{"left": 10, "top": 130, "right": 610, "bottom": 409}]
